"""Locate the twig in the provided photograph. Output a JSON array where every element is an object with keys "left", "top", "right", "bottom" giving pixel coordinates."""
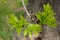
[{"left": 22, "top": 0, "right": 31, "bottom": 17}]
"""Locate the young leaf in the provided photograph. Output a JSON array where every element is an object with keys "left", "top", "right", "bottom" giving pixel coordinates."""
[
  {"left": 19, "top": 15, "right": 27, "bottom": 27},
  {"left": 8, "top": 14, "right": 19, "bottom": 25},
  {"left": 36, "top": 3, "right": 57, "bottom": 28},
  {"left": 24, "top": 29, "right": 27, "bottom": 37},
  {"left": 27, "top": 24, "right": 42, "bottom": 35},
  {"left": 28, "top": 31, "right": 32, "bottom": 39}
]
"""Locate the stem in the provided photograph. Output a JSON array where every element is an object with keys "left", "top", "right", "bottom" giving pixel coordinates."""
[{"left": 22, "top": 0, "right": 31, "bottom": 17}]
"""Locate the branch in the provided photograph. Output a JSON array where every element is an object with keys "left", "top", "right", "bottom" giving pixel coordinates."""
[{"left": 22, "top": 0, "right": 31, "bottom": 17}]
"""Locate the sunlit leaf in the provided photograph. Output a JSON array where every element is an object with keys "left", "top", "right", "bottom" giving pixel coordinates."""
[
  {"left": 36, "top": 3, "right": 57, "bottom": 28},
  {"left": 24, "top": 29, "right": 27, "bottom": 37}
]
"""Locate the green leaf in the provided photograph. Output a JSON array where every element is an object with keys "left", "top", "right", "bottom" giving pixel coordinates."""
[
  {"left": 27, "top": 24, "right": 42, "bottom": 34},
  {"left": 8, "top": 15, "right": 28, "bottom": 34},
  {"left": 8, "top": 14, "right": 19, "bottom": 25},
  {"left": 36, "top": 12, "right": 42, "bottom": 21},
  {"left": 36, "top": 3, "right": 57, "bottom": 28},
  {"left": 46, "top": 17, "right": 57, "bottom": 28},
  {"left": 16, "top": 28, "right": 22, "bottom": 35},
  {"left": 19, "top": 15, "right": 27, "bottom": 27},
  {"left": 24, "top": 29, "right": 27, "bottom": 37},
  {"left": 28, "top": 31, "right": 32, "bottom": 39},
  {"left": 24, "top": 24, "right": 42, "bottom": 38}
]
